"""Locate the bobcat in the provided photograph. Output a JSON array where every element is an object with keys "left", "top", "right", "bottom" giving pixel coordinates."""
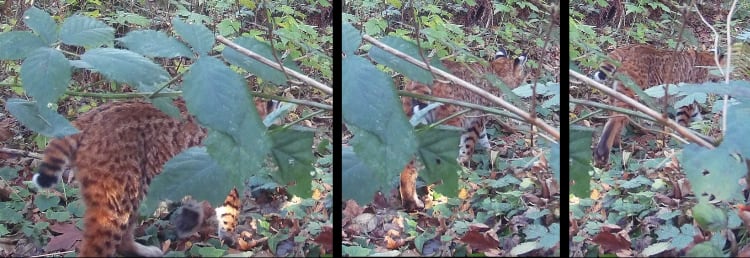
[
  {"left": 399, "top": 48, "right": 528, "bottom": 210},
  {"left": 592, "top": 45, "right": 725, "bottom": 167},
  {"left": 33, "top": 99, "right": 270, "bottom": 256}
]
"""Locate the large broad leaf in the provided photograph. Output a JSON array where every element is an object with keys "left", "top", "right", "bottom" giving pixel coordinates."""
[
  {"left": 720, "top": 102, "right": 750, "bottom": 156},
  {"left": 415, "top": 126, "right": 461, "bottom": 197},
  {"left": 5, "top": 99, "right": 78, "bottom": 138},
  {"left": 692, "top": 201, "right": 727, "bottom": 232},
  {"left": 683, "top": 144, "right": 745, "bottom": 203},
  {"left": 172, "top": 18, "right": 214, "bottom": 55},
  {"left": 342, "top": 55, "right": 417, "bottom": 186},
  {"left": 80, "top": 48, "right": 170, "bottom": 91},
  {"left": 682, "top": 102, "right": 750, "bottom": 203},
  {"left": 182, "top": 56, "right": 267, "bottom": 148},
  {"left": 0, "top": 31, "right": 46, "bottom": 60},
  {"left": 204, "top": 130, "right": 266, "bottom": 182},
  {"left": 21, "top": 48, "right": 71, "bottom": 107},
  {"left": 141, "top": 147, "right": 241, "bottom": 216},
  {"left": 222, "top": 37, "right": 301, "bottom": 86},
  {"left": 342, "top": 146, "right": 385, "bottom": 204},
  {"left": 60, "top": 15, "right": 114, "bottom": 48},
  {"left": 118, "top": 30, "right": 193, "bottom": 58},
  {"left": 268, "top": 128, "right": 315, "bottom": 198},
  {"left": 341, "top": 23, "right": 361, "bottom": 56},
  {"left": 549, "top": 142, "right": 560, "bottom": 182},
  {"left": 23, "top": 7, "right": 58, "bottom": 45},
  {"left": 368, "top": 36, "right": 444, "bottom": 85},
  {"left": 569, "top": 125, "right": 593, "bottom": 198}
]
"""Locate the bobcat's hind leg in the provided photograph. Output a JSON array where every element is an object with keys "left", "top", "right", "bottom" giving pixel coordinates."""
[
  {"left": 78, "top": 193, "right": 128, "bottom": 256},
  {"left": 593, "top": 115, "right": 628, "bottom": 167},
  {"left": 117, "top": 212, "right": 162, "bottom": 257}
]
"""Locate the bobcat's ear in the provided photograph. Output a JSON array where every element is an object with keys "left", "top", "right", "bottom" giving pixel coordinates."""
[
  {"left": 514, "top": 53, "right": 528, "bottom": 67},
  {"left": 495, "top": 47, "right": 508, "bottom": 59}
]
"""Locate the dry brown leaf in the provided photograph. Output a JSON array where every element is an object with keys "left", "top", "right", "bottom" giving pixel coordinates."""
[
  {"left": 313, "top": 225, "right": 333, "bottom": 252},
  {"left": 44, "top": 223, "right": 82, "bottom": 252},
  {"left": 590, "top": 231, "right": 631, "bottom": 253},
  {"left": 343, "top": 199, "right": 364, "bottom": 220},
  {"left": 459, "top": 230, "right": 500, "bottom": 252}
]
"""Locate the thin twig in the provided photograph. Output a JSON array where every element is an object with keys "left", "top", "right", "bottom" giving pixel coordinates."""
[
  {"left": 398, "top": 90, "right": 523, "bottom": 122},
  {"left": 64, "top": 90, "right": 331, "bottom": 111},
  {"left": 30, "top": 250, "right": 76, "bottom": 258},
  {"left": 215, "top": 35, "right": 333, "bottom": 95},
  {"left": 0, "top": 147, "right": 43, "bottom": 159},
  {"left": 694, "top": 1, "right": 733, "bottom": 139},
  {"left": 724, "top": 0, "right": 739, "bottom": 134}
]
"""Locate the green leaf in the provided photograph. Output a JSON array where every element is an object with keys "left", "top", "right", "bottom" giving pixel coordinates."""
[
  {"left": 0, "top": 204, "right": 23, "bottom": 223},
  {"left": 510, "top": 241, "right": 539, "bottom": 256},
  {"left": 686, "top": 241, "right": 724, "bottom": 257},
  {"left": 113, "top": 11, "right": 150, "bottom": 27},
  {"left": 21, "top": 48, "right": 71, "bottom": 107},
  {"left": 142, "top": 147, "right": 242, "bottom": 216},
  {"left": 524, "top": 223, "right": 559, "bottom": 249},
  {"left": 341, "top": 146, "right": 384, "bottom": 204},
  {"left": 343, "top": 55, "right": 417, "bottom": 184},
  {"left": 80, "top": 48, "right": 170, "bottom": 92},
  {"left": 182, "top": 56, "right": 269, "bottom": 156},
  {"left": 414, "top": 231, "right": 436, "bottom": 254},
  {"left": 196, "top": 246, "right": 226, "bottom": 257},
  {"left": 620, "top": 175, "right": 652, "bottom": 189},
  {"left": 23, "top": 7, "right": 58, "bottom": 45},
  {"left": 487, "top": 175, "right": 522, "bottom": 189},
  {"left": 0, "top": 224, "right": 9, "bottom": 236},
  {"left": 45, "top": 211, "right": 71, "bottom": 222},
  {"left": 171, "top": 18, "right": 214, "bottom": 55},
  {"left": 67, "top": 200, "right": 85, "bottom": 218},
  {"left": 118, "top": 30, "right": 193, "bottom": 58},
  {"left": 415, "top": 127, "right": 461, "bottom": 197},
  {"left": 0, "top": 166, "right": 20, "bottom": 180},
  {"left": 342, "top": 245, "right": 372, "bottom": 256},
  {"left": 204, "top": 130, "right": 265, "bottom": 181},
  {"left": 6, "top": 99, "right": 78, "bottom": 138},
  {"left": 217, "top": 18, "right": 240, "bottom": 36},
  {"left": 60, "top": 15, "right": 114, "bottom": 48},
  {"left": 692, "top": 201, "right": 727, "bottom": 232},
  {"left": 341, "top": 23, "right": 361, "bottom": 55},
  {"left": 683, "top": 143, "right": 745, "bottom": 203},
  {"left": 549, "top": 142, "right": 560, "bottom": 181},
  {"left": 222, "top": 37, "right": 301, "bottom": 86},
  {"left": 368, "top": 36, "right": 443, "bottom": 85},
  {"left": 569, "top": 125, "right": 593, "bottom": 198},
  {"left": 34, "top": 194, "right": 60, "bottom": 211},
  {"left": 0, "top": 31, "right": 46, "bottom": 60},
  {"left": 721, "top": 103, "right": 750, "bottom": 157},
  {"left": 268, "top": 128, "right": 315, "bottom": 198},
  {"left": 641, "top": 242, "right": 670, "bottom": 256},
  {"left": 268, "top": 233, "right": 289, "bottom": 254}
]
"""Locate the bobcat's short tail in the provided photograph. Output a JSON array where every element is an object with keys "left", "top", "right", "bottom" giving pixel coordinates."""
[
  {"left": 33, "top": 137, "right": 79, "bottom": 188},
  {"left": 216, "top": 187, "right": 241, "bottom": 243}
]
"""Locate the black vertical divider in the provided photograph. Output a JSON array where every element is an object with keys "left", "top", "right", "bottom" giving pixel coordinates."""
[
  {"left": 560, "top": 3, "right": 571, "bottom": 257},
  {"left": 332, "top": 0, "right": 343, "bottom": 256}
]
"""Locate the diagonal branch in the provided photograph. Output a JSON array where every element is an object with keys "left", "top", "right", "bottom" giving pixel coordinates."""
[
  {"left": 363, "top": 34, "right": 559, "bottom": 141},
  {"left": 216, "top": 35, "right": 333, "bottom": 95}
]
